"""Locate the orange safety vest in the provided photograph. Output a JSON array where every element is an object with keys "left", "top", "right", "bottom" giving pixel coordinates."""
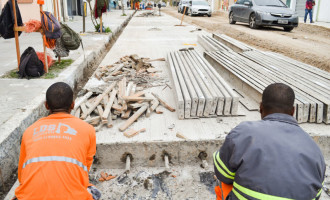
[{"left": 15, "top": 113, "right": 96, "bottom": 200}]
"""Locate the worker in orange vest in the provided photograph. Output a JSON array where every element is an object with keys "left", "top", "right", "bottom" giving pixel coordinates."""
[{"left": 13, "top": 82, "right": 100, "bottom": 200}]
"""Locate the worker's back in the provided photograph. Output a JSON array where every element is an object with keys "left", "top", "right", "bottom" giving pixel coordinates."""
[
  {"left": 215, "top": 113, "right": 325, "bottom": 200},
  {"left": 15, "top": 113, "right": 96, "bottom": 200}
]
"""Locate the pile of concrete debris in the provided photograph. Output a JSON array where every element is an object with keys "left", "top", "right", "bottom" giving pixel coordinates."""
[
  {"left": 136, "top": 11, "right": 156, "bottom": 17},
  {"left": 94, "top": 54, "right": 165, "bottom": 88},
  {"left": 73, "top": 55, "right": 175, "bottom": 136}
]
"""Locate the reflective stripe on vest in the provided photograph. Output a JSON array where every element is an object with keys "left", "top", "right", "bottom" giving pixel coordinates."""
[
  {"left": 213, "top": 151, "right": 235, "bottom": 180},
  {"left": 23, "top": 156, "right": 88, "bottom": 172},
  {"left": 233, "top": 182, "right": 323, "bottom": 200}
]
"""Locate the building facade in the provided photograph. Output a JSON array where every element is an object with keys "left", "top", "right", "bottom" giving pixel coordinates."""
[
  {"left": 289, "top": 0, "right": 330, "bottom": 22},
  {"left": 0, "top": 0, "right": 95, "bottom": 23}
]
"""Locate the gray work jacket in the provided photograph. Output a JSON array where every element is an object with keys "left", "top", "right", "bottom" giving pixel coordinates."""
[{"left": 213, "top": 113, "right": 326, "bottom": 200}]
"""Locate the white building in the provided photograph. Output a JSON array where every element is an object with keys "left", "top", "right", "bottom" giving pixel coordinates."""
[
  {"left": 288, "top": 0, "right": 330, "bottom": 22},
  {"left": 0, "top": 0, "right": 95, "bottom": 23}
]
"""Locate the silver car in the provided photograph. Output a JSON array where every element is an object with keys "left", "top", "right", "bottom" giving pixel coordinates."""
[
  {"left": 187, "top": 0, "right": 212, "bottom": 17},
  {"left": 229, "top": 0, "right": 298, "bottom": 31}
]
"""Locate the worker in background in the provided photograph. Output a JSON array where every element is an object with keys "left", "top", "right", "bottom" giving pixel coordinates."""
[
  {"left": 213, "top": 83, "right": 325, "bottom": 200},
  {"left": 14, "top": 82, "right": 100, "bottom": 200}
]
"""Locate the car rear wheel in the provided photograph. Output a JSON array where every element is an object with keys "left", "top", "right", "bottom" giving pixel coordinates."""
[
  {"left": 229, "top": 12, "right": 236, "bottom": 24},
  {"left": 283, "top": 27, "right": 294, "bottom": 32},
  {"left": 208, "top": 14, "right": 211, "bottom": 17},
  {"left": 249, "top": 13, "right": 258, "bottom": 29}
]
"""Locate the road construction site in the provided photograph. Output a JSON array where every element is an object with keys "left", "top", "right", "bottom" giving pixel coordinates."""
[{"left": 1, "top": 9, "right": 330, "bottom": 199}]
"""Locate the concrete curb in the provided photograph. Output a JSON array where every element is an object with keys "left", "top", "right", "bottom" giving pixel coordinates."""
[{"left": 0, "top": 11, "right": 135, "bottom": 191}]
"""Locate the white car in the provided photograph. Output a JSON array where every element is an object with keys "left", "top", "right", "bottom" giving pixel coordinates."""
[
  {"left": 178, "top": 0, "right": 190, "bottom": 13},
  {"left": 187, "top": 1, "right": 212, "bottom": 17}
]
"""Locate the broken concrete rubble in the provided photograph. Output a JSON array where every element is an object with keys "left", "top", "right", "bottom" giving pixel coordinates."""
[{"left": 72, "top": 55, "right": 173, "bottom": 132}]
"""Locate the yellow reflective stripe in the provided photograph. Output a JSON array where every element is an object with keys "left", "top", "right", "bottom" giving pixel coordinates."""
[
  {"left": 232, "top": 188, "right": 248, "bottom": 200},
  {"left": 213, "top": 152, "right": 234, "bottom": 180},
  {"left": 215, "top": 151, "right": 236, "bottom": 176},
  {"left": 234, "top": 182, "right": 294, "bottom": 200}
]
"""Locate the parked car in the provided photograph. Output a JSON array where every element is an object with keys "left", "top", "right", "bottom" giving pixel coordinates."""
[
  {"left": 187, "top": 0, "right": 212, "bottom": 17},
  {"left": 161, "top": 2, "right": 166, "bottom": 7},
  {"left": 178, "top": 0, "right": 190, "bottom": 13},
  {"left": 228, "top": 0, "right": 298, "bottom": 31}
]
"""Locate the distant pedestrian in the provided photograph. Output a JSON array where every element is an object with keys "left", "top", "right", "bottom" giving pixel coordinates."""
[
  {"left": 127, "top": 1, "right": 129, "bottom": 8},
  {"left": 304, "top": 0, "right": 315, "bottom": 23},
  {"left": 113, "top": 0, "right": 117, "bottom": 9}
]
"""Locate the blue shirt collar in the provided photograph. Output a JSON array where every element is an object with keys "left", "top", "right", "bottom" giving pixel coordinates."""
[{"left": 263, "top": 113, "right": 298, "bottom": 126}]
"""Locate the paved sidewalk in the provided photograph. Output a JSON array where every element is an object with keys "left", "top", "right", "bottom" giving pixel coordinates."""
[
  {"left": 0, "top": 10, "right": 134, "bottom": 126},
  {"left": 299, "top": 17, "right": 330, "bottom": 28}
]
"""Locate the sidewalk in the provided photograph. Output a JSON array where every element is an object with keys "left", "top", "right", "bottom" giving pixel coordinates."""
[
  {"left": 0, "top": 10, "right": 133, "bottom": 125},
  {"left": 299, "top": 17, "right": 330, "bottom": 28},
  {"left": 0, "top": 10, "right": 135, "bottom": 191}
]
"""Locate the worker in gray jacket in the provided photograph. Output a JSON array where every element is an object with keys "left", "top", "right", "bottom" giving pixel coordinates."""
[{"left": 213, "top": 83, "right": 325, "bottom": 200}]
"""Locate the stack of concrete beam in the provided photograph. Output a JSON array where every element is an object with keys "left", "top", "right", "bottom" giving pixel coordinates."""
[
  {"left": 167, "top": 50, "right": 239, "bottom": 120},
  {"left": 204, "top": 50, "right": 330, "bottom": 124},
  {"left": 212, "top": 33, "right": 254, "bottom": 53},
  {"left": 197, "top": 35, "right": 233, "bottom": 52}
]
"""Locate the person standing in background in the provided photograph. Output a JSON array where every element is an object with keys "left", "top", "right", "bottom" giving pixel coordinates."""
[
  {"left": 304, "top": 0, "right": 315, "bottom": 23},
  {"left": 113, "top": 0, "right": 117, "bottom": 9}
]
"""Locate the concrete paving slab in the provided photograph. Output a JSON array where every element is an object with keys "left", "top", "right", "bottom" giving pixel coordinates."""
[{"left": 81, "top": 12, "right": 330, "bottom": 174}]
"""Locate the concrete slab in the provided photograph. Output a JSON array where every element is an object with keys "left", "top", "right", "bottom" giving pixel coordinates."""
[{"left": 82, "top": 12, "right": 330, "bottom": 168}]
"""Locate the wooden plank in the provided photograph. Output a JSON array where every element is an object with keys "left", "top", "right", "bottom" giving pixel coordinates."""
[
  {"left": 74, "top": 108, "right": 81, "bottom": 118},
  {"left": 102, "top": 89, "right": 118, "bottom": 122},
  {"left": 102, "top": 95, "right": 109, "bottom": 106},
  {"left": 124, "top": 128, "right": 146, "bottom": 138},
  {"left": 131, "top": 91, "right": 145, "bottom": 98},
  {"left": 106, "top": 112, "right": 113, "bottom": 128},
  {"left": 74, "top": 91, "right": 93, "bottom": 111},
  {"left": 97, "top": 105, "right": 104, "bottom": 117},
  {"left": 151, "top": 92, "right": 175, "bottom": 112},
  {"left": 122, "top": 96, "right": 154, "bottom": 102},
  {"left": 80, "top": 103, "right": 88, "bottom": 115},
  {"left": 81, "top": 82, "right": 116, "bottom": 119},
  {"left": 112, "top": 104, "right": 123, "bottom": 112},
  {"left": 170, "top": 52, "right": 191, "bottom": 119},
  {"left": 167, "top": 54, "right": 185, "bottom": 120},
  {"left": 119, "top": 104, "right": 149, "bottom": 132},
  {"left": 84, "top": 116, "right": 101, "bottom": 126},
  {"left": 126, "top": 82, "right": 134, "bottom": 96},
  {"left": 129, "top": 84, "right": 137, "bottom": 96},
  {"left": 122, "top": 109, "right": 132, "bottom": 119},
  {"left": 149, "top": 99, "right": 160, "bottom": 113}
]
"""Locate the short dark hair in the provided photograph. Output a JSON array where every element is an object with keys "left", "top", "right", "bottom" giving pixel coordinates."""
[
  {"left": 46, "top": 82, "right": 73, "bottom": 111},
  {"left": 262, "top": 83, "right": 295, "bottom": 114}
]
